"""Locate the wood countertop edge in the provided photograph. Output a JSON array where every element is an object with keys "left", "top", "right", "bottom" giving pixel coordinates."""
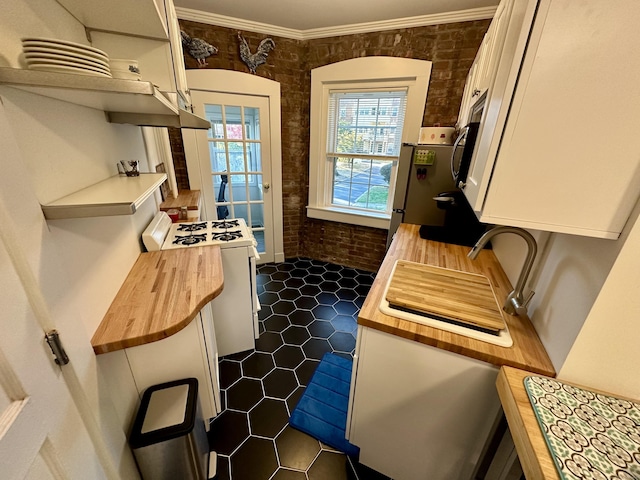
[
  {"left": 497, "top": 366, "right": 560, "bottom": 480},
  {"left": 497, "top": 366, "right": 640, "bottom": 480},
  {"left": 358, "top": 224, "right": 556, "bottom": 377},
  {"left": 91, "top": 247, "right": 224, "bottom": 355},
  {"left": 91, "top": 284, "right": 223, "bottom": 354}
]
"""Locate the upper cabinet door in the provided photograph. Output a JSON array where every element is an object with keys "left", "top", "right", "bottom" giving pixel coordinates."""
[
  {"left": 478, "top": 0, "right": 640, "bottom": 239},
  {"left": 462, "top": 0, "right": 537, "bottom": 212}
]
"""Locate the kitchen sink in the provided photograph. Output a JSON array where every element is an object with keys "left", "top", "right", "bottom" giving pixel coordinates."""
[{"left": 379, "top": 260, "right": 513, "bottom": 347}]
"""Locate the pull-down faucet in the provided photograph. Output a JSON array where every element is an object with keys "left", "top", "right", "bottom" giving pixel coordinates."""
[{"left": 467, "top": 226, "right": 537, "bottom": 316}]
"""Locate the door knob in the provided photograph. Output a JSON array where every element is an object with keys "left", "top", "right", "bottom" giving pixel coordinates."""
[{"left": 263, "top": 183, "right": 270, "bottom": 191}]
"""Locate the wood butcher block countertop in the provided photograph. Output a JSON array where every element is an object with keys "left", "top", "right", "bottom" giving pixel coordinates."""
[
  {"left": 358, "top": 224, "right": 555, "bottom": 376},
  {"left": 91, "top": 246, "right": 224, "bottom": 354},
  {"left": 497, "top": 366, "right": 560, "bottom": 480}
]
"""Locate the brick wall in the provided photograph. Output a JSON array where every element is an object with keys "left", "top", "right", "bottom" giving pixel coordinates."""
[{"left": 174, "top": 19, "right": 489, "bottom": 272}]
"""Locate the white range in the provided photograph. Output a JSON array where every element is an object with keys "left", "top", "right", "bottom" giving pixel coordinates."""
[{"left": 143, "top": 212, "right": 260, "bottom": 358}]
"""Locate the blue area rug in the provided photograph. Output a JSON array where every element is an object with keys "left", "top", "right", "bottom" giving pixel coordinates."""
[{"left": 289, "top": 353, "right": 360, "bottom": 457}]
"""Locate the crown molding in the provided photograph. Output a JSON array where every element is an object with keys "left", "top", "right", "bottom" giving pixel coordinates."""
[{"left": 175, "top": 6, "right": 497, "bottom": 41}]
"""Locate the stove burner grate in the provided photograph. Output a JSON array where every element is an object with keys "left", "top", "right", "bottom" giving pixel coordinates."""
[
  {"left": 211, "top": 220, "right": 240, "bottom": 229},
  {"left": 211, "top": 230, "right": 243, "bottom": 242},
  {"left": 177, "top": 222, "right": 207, "bottom": 232},
  {"left": 172, "top": 233, "right": 207, "bottom": 246}
]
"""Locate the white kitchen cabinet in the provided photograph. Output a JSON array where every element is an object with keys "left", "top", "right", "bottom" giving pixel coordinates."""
[
  {"left": 124, "top": 308, "right": 221, "bottom": 425},
  {"left": 346, "top": 326, "right": 501, "bottom": 480},
  {"left": 91, "top": 0, "right": 199, "bottom": 120},
  {"left": 457, "top": 0, "right": 516, "bottom": 128},
  {"left": 463, "top": 0, "right": 640, "bottom": 239},
  {"left": 457, "top": 58, "right": 479, "bottom": 128}
]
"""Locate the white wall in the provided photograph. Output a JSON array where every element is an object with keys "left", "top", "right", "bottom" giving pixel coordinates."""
[
  {"left": 0, "top": 0, "right": 159, "bottom": 476},
  {"left": 492, "top": 201, "right": 639, "bottom": 373},
  {"left": 559, "top": 208, "right": 640, "bottom": 398}
]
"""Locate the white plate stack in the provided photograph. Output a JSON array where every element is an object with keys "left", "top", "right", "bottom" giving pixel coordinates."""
[{"left": 21, "top": 37, "right": 111, "bottom": 78}]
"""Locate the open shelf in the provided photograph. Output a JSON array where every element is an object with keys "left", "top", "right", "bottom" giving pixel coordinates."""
[
  {"left": 56, "top": 0, "right": 168, "bottom": 40},
  {"left": 0, "top": 68, "right": 209, "bottom": 128},
  {"left": 42, "top": 173, "right": 167, "bottom": 219}
]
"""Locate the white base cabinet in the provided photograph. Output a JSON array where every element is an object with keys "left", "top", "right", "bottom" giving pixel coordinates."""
[
  {"left": 347, "top": 326, "right": 501, "bottom": 480},
  {"left": 125, "top": 310, "right": 221, "bottom": 425},
  {"left": 463, "top": 0, "right": 640, "bottom": 239}
]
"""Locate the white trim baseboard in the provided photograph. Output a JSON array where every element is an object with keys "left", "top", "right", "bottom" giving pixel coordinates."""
[{"left": 176, "top": 6, "right": 497, "bottom": 40}]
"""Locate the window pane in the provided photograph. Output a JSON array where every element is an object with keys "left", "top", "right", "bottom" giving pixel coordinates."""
[
  {"left": 253, "top": 230, "right": 265, "bottom": 253},
  {"left": 233, "top": 203, "right": 248, "bottom": 224},
  {"left": 209, "top": 142, "right": 227, "bottom": 172},
  {"left": 244, "top": 107, "right": 260, "bottom": 140},
  {"left": 227, "top": 142, "right": 245, "bottom": 172},
  {"left": 213, "top": 174, "right": 230, "bottom": 219},
  {"left": 225, "top": 106, "right": 243, "bottom": 139},
  {"left": 249, "top": 175, "right": 263, "bottom": 200},
  {"left": 250, "top": 203, "right": 264, "bottom": 228},
  {"left": 329, "top": 90, "right": 407, "bottom": 157},
  {"left": 204, "top": 104, "right": 224, "bottom": 139},
  {"left": 246, "top": 143, "right": 262, "bottom": 172},
  {"left": 356, "top": 185, "right": 389, "bottom": 211},
  {"left": 331, "top": 157, "right": 393, "bottom": 212}
]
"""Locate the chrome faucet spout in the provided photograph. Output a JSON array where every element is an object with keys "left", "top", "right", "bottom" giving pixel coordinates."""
[{"left": 468, "top": 226, "right": 537, "bottom": 316}]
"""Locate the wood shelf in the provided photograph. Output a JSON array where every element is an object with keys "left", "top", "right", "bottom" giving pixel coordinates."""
[{"left": 42, "top": 173, "right": 167, "bottom": 219}]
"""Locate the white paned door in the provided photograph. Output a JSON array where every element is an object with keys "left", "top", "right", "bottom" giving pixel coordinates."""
[{"left": 190, "top": 90, "right": 275, "bottom": 263}]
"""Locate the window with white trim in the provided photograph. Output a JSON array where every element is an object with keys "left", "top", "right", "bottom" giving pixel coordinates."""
[
  {"left": 327, "top": 89, "right": 407, "bottom": 213},
  {"left": 307, "top": 57, "right": 432, "bottom": 229}
]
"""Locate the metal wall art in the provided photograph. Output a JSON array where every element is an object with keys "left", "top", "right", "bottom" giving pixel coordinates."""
[
  {"left": 237, "top": 32, "right": 276, "bottom": 74},
  {"left": 181, "top": 31, "right": 218, "bottom": 67}
]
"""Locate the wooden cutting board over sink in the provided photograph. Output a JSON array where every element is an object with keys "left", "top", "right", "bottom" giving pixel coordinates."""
[{"left": 385, "top": 260, "right": 506, "bottom": 333}]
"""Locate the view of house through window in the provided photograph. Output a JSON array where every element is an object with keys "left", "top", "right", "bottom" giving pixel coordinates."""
[{"left": 327, "top": 89, "right": 408, "bottom": 212}]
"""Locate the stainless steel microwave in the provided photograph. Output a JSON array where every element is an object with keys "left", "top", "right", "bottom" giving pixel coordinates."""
[{"left": 450, "top": 122, "right": 480, "bottom": 189}]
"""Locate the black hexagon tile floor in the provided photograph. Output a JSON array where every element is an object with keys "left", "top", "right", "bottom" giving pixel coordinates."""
[{"left": 207, "top": 258, "right": 391, "bottom": 480}]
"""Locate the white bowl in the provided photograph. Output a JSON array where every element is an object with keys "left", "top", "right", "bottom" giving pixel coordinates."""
[{"left": 109, "top": 58, "right": 139, "bottom": 74}]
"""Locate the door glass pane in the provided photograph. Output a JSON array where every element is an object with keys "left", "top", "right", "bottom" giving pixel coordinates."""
[
  {"left": 209, "top": 142, "right": 227, "bottom": 172},
  {"left": 213, "top": 174, "right": 230, "bottom": 219},
  {"left": 225, "top": 106, "right": 243, "bottom": 139},
  {"left": 248, "top": 175, "right": 263, "bottom": 201},
  {"left": 246, "top": 143, "right": 262, "bottom": 172},
  {"left": 253, "top": 230, "right": 265, "bottom": 253},
  {"left": 250, "top": 203, "right": 264, "bottom": 228},
  {"left": 228, "top": 142, "right": 245, "bottom": 172},
  {"left": 244, "top": 107, "right": 260, "bottom": 140},
  {"left": 204, "top": 104, "right": 224, "bottom": 139},
  {"left": 233, "top": 203, "right": 248, "bottom": 224}
]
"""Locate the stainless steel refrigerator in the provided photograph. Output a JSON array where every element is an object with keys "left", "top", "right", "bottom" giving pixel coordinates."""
[{"left": 387, "top": 143, "right": 456, "bottom": 248}]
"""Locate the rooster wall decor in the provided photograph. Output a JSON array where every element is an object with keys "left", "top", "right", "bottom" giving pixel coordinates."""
[
  {"left": 181, "top": 31, "right": 218, "bottom": 68},
  {"left": 238, "top": 32, "right": 276, "bottom": 74}
]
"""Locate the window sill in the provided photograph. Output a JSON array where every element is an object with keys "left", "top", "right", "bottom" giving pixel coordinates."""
[{"left": 306, "top": 206, "right": 390, "bottom": 230}]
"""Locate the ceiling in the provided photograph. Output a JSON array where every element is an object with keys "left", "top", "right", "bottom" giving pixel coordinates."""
[{"left": 174, "top": 0, "right": 499, "bottom": 37}]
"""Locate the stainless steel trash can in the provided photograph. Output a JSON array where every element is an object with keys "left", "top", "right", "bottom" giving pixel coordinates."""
[{"left": 129, "top": 378, "right": 210, "bottom": 480}]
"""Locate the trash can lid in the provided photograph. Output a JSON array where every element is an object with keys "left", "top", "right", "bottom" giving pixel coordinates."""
[{"left": 129, "top": 378, "right": 199, "bottom": 449}]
